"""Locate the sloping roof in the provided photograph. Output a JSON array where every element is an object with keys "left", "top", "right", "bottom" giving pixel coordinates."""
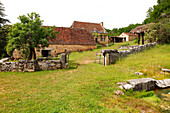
[
  {"left": 121, "top": 32, "right": 137, "bottom": 36},
  {"left": 46, "top": 27, "right": 96, "bottom": 45},
  {"left": 110, "top": 36, "right": 125, "bottom": 39},
  {"left": 71, "top": 21, "right": 107, "bottom": 34},
  {"left": 130, "top": 23, "right": 153, "bottom": 34}
]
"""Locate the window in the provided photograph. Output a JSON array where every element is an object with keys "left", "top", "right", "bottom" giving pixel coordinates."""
[
  {"left": 101, "top": 35, "right": 104, "bottom": 42},
  {"left": 42, "top": 50, "right": 51, "bottom": 57}
]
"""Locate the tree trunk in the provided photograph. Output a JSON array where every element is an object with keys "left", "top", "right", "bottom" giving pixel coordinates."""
[
  {"left": 32, "top": 47, "right": 36, "bottom": 60},
  {"left": 28, "top": 47, "right": 33, "bottom": 60}
]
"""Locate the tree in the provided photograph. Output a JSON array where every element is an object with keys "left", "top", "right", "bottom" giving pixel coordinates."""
[
  {"left": 7, "top": 12, "right": 57, "bottom": 60},
  {"left": 0, "top": 25, "right": 11, "bottom": 58},
  {"left": 143, "top": 0, "right": 170, "bottom": 24},
  {"left": 145, "top": 18, "right": 170, "bottom": 44},
  {"left": 0, "top": 1, "right": 9, "bottom": 27}
]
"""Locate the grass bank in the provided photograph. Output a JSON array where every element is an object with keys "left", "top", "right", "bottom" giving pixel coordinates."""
[{"left": 0, "top": 42, "right": 169, "bottom": 112}]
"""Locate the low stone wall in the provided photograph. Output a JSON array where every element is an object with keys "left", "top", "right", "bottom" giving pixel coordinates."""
[
  {"left": 101, "top": 42, "right": 157, "bottom": 66},
  {"left": 0, "top": 54, "right": 69, "bottom": 72},
  {"left": 117, "top": 78, "right": 170, "bottom": 91}
]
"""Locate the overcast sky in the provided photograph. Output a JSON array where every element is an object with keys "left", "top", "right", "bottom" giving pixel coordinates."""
[{"left": 1, "top": 0, "right": 157, "bottom": 29}]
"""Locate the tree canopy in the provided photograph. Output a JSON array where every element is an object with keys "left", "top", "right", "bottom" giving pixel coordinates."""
[
  {"left": 0, "top": 1, "right": 9, "bottom": 27},
  {"left": 7, "top": 12, "right": 57, "bottom": 60},
  {"left": 143, "top": 0, "right": 170, "bottom": 24}
]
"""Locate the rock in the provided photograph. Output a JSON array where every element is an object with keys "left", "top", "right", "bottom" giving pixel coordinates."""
[
  {"left": 128, "top": 78, "right": 156, "bottom": 91},
  {"left": 156, "top": 79, "right": 170, "bottom": 88},
  {"left": 114, "top": 90, "right": 124, "bottom": 95},
  {"left": 162, "top": 69, "right": 170, "bottom": 73},
  {"left": 122, "top": 84, "right": 134, "bottom": 90},
  {"left": 0, "top": 58, "right": 9, "bottom": 63},
  {"left": 116, "top": 81, "right": 128, "bottom": 85},
  {"left": 135, "top": 72, "right": 144, "bottom": 75},
  {"left": 101, "top": 49, "right": 118, "bottom": 54}
]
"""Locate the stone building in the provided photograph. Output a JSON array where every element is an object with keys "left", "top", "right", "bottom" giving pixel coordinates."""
[
  {"left": 13, "top": 27, "right": 97, "bottom": 58},
  {"left": 119, "top": 32, "right": 137, "bottom": 41},
  {"left": 130, "top": 23, "right": 153, "bottom": 45},
  {"left": 70, "top": 21, "right": 109, "bottom": 46}
]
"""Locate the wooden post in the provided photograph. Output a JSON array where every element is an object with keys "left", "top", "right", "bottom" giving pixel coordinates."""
[
  {"left": 138, "top": 33, "right": 140, "bottom": 45},
  {"left": 141, "top": 32, "right": 144, "bottom": 45}
]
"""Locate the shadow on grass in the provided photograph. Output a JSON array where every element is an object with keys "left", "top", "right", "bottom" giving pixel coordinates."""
[{"left": 68, "top": 60, "right": 80, "bottom": 69}]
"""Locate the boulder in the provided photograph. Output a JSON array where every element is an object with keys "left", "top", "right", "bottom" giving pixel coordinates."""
[
  {"left": 156, "top": 79, "right": 170, "bottom": 88},
  {"left": 128, "top": 78, "right": 156, "bottom": 91},
  {"left": 122, "top": 84, "right": 134, "bottom": 90},
  {"left": 0, "top": 58, "right": 9, "bottom": 63}
]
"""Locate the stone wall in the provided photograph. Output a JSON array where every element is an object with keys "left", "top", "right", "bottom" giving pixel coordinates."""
[
  {"left": 13, "top": 44, "right": 97, "bottom": 59},
  {"left": 0, "top": 54, "right": 69, "bottom": 72},
  {"left": 36, "top": 44, "right": 97, "bottom": 57},
  {"left": 102, "top": 42, "right": 157, "bottom": 66}
]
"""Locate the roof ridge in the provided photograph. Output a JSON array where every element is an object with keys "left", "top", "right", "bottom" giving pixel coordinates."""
[{"left": 74, "top": 21, "right": 100, "bottom": 25}]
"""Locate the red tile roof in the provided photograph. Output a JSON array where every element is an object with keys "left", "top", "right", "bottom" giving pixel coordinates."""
[
  {"left": 45, "top": 27, "right": 96, "bottom": 45},
  {"left": 71, "top": 21, "right": 107, "bottom": 33}
]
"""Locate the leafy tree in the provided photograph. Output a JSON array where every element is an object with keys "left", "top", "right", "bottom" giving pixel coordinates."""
[
  {"left": 0, "top": 1, "right": 9, "bottom": 27},
  {"left": 0, "top": 25, "right": 11, "bottom": 58},
  {"left": 7, "top": 12, "right": 57, "bottom": 60},
  {"left": 143, "top": 0, "right": 170, "bottom": 24},
  {"left": 145, "top": 18, "right": 170, "bottom": 43}
]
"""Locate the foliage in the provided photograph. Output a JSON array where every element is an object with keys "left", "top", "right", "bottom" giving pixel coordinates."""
[
  {"left": 145, "top": 18, "right": 170, "bottom": 43},
  {"left": 143, "top": 0, "right": 170, "bottom": 24},
  {"left": 0, "top": 25, "right": 11, "bottom": 58},
  {"left": 0, "top": 1, "right": 10, "bottom": 27},
  {"left": 125, "top": 89, "right": 154, "bottom": 98},
  {"left": 107, "top": 23, "right": 142, "bottom": 37},
  {"left": 7, "top": 12, "right": 57, "bottom": 60}
]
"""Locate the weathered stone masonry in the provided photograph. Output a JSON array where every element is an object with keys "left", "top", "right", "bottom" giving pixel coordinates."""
[
  {"left": 0, "top": 53, "right": 69, "bottom": 72},
  {"left": 101, "top": 42, "right": 157, "bottom": 66}
]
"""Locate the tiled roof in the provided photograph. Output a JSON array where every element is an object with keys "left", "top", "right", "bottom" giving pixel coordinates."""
[
  {"left": 122, "top": 32, "right": 137, "bottom": 36},
  {"left": 130, "top": 23, "right": 153, "bottom": 34},
  {"left": 44, "top": 27, "right": 96, "bottom": 45},
  {"left": 71, "top": 21, "right": 107, "bottom": 33}
]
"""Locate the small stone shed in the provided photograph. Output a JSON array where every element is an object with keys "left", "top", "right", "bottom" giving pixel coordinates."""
[{"left": 130, "top": 23, "right": 153, "bottom": 45}]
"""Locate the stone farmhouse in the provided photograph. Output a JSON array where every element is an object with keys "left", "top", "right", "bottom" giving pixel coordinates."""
[
  {"left": 13, "top": 27, "right": 97, "bottom": 58},
  {"left": 70, "top": 21, "right": 109, "bottom": 46},
  {"left": 119, "top": 32, "right": 137, "bottom": 41}
]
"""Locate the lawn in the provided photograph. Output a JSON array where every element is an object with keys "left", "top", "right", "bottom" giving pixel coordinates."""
[{"left": 0, "top": 42, "right": 170, "bottom": 113}]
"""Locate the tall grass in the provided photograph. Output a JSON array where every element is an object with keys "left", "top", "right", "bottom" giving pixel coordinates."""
[{"left": 0, "top": 42, "right": 169, "bottom": 112}]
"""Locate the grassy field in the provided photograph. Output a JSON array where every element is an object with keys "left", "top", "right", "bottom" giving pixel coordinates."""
[{"left": 0, "top": 42, "right": 170, "bottom": 113}]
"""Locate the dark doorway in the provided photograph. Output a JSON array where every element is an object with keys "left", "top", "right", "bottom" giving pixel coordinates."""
[
  {"left": 42, "top": 50, "right": 51, "bottom": 57},
  {"left": 95, "top": 37, "right": 98, "bottom": 43}
]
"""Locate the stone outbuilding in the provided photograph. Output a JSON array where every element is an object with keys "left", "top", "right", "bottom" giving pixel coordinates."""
[
  {"left": 13, "top": 27, "right": 97, "bottom": 59},
  {"left": 70, "top": 21, "right": 109, "bottom": 46},
  {"left": 130, "top": 23, "right": 153, "bottom": 45}
]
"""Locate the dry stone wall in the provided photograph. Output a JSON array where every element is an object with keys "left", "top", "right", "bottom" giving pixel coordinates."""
[
  {"left": 0, "top": 54, "right": 69, "bottom": 72},
  {"left": 102, "top": 42, "right": 157, "bottom": 66}
]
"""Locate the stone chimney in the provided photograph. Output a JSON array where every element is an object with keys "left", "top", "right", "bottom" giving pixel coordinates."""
[{"left": 100, "top": 22, "right": 103, "bottom": 27}]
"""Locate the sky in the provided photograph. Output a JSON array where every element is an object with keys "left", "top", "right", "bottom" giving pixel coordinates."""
[{"left": 1, "top": 0, "right": 157, "bottom": 29}]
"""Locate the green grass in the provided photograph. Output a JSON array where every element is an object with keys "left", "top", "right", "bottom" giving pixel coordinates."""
[{"left": 0, "top": 42, "right": 170, "bottom": 112}]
